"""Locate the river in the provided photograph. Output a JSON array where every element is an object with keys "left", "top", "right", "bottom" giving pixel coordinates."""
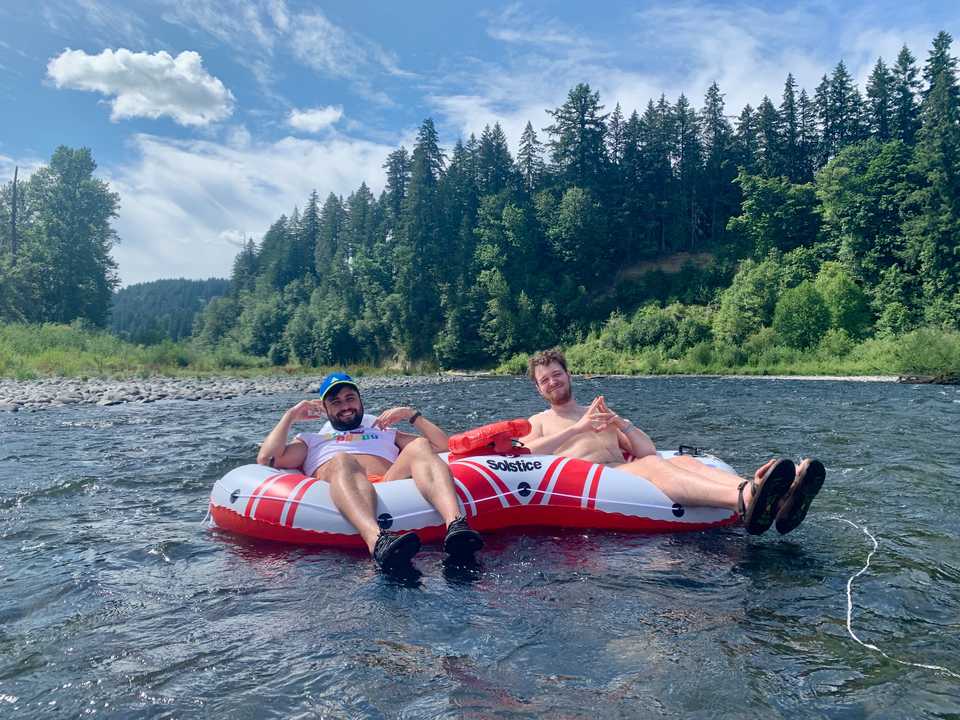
[{"left": 1, "top": 377, "right": 958, "bottom": 718}]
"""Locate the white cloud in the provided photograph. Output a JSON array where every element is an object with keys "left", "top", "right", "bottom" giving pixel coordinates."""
[
  {"left": 161, "top": 0, "right": 282, "bottom": 52},
  {"left": 290, "top": 11, "right": 411, "bottom": 81},
  {"left": 105, "top": 132, "right": 395, "bottom": 284},
  {"left": 288, "top": 105, "right": 343, "bottom": 133},
  {"left": 485, "top": 3, "right": 586, "bottom": 48},
  {"left": 430, "top": 0, "right": 941, "bottom": 150},
  {"left": 47, "top": 48, "right": 235, "bottom": 126},
  {"left": 0, "top": 154, "right": 44, "bottom": 183},
  {"left": 42, "top": 0, "right": 149, "bottom": 49}
]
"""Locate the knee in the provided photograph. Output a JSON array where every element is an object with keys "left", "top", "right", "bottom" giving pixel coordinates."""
[
  {"left": 327, "top": 452, "right": 361, "bottom": 475},
  {"left": 404, "top": 437, "right": 434, "bottom": 456}
]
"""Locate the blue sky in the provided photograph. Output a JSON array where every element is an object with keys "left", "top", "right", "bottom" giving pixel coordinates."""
[{"left": 1, "top": 1, "right": 956, "bottom": 285}]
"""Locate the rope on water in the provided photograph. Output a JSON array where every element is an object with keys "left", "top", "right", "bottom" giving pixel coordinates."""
[
  {"left": 218, "top": 486, "right": 685, "bottom": 523},
  {"left": 831, "top": 515, "right": 960, "bottom": 680}
]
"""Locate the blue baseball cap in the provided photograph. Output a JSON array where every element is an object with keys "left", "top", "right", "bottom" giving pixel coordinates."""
[{"left": 317, "top": 372, "right": 359, "bottom": 401}]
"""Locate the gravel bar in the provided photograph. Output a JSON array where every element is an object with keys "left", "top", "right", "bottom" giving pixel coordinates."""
[{"left": 0, "top": 374, "right": 471, "bottom": 412}]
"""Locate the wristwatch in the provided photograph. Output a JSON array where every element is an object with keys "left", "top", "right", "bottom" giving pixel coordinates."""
[{"left": 409, "top": 410, "right": 422, "bottom": 425}]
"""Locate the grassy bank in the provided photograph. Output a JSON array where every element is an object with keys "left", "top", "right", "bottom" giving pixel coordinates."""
[
  {"left": 496, "top": 327, "right": 960, "bottom": 379},
  {"left": 4, "top": 321, "right": 958, "bottom": 381},
  {"left": 0, "top": 322, "right": 406, "bottom": 380}
]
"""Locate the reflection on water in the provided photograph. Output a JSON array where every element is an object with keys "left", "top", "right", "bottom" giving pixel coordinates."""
[{"left": 1, "top": 378, "right": 958, "bottom": 718}]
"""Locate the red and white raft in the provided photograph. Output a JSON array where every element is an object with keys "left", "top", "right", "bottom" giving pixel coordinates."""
[{"left": 208, "top": 420, "right": 739, "bottom": 546}]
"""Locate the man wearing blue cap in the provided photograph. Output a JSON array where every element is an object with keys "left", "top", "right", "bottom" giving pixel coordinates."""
[{"left": 257, "top": 372, "right": 483, "bottom": 570}]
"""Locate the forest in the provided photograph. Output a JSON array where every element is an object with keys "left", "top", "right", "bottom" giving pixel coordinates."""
[{"left": 1, "top": 31, "right": 959, "bottom": 376}]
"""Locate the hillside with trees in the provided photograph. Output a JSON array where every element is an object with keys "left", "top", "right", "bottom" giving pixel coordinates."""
[
  {"left": 189, "top": 31, "right": 960, "bottom": 372},
  {"left": 110, "top": 278, "right": 230, "bottom": 344},
  {"left": 2, "top": 32, "right": 959, "bottom": 378}
]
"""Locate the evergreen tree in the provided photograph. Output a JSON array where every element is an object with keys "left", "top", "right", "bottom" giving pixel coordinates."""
[
  {"left": 395, "top": 118, "right": 447, "bottom": 358},
  {"left": 477, "top": 123, "right": 515, "bottom": 196},
  {"left": 606, "top": 102, "right": 626, "bottom": 164},
  {"left": 674, "top": 93, "right": 703, "bottom": 249},
  {"left": 779, "top": 75, "right": 802, "bottom": 180},
  {"left": 382, "top": 147, "right": 411, "bottom": 226},
  {"left": 545, "top": 83, "right": 609, "bottom": 193},
  {"left": 891, "top": 45, "right": 921, "bottom": 144},
  {"left": 732, "top": 104, "right": 760, "bottom": 174},
  {"left": 756, "top": 96, "right": 781, "bottom": 176},
  {"left": 517, "top": 121, "right": 545, "bottom": 192},
  {"left": 797, "top": 89, "right": 819, "bottom": 181},
  {"left": 904, "top": 32, "right": 960, "bottom": 325},
  {"left": 700, "top": 82, "right": 737, "bottom": 245},
  {"left": 230, "top": 238, "right": 258, "bottom": 295},
  {"left": 866, "top": 58, "right": 894, "bottom": 140}
]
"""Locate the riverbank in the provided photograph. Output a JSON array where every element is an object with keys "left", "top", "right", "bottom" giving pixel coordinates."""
[
  {"left": 0, "top": 374, "right": 465, "bottom": 412},
  {"left": 0, "top": 372, "right": 912, "bottom": 411}
]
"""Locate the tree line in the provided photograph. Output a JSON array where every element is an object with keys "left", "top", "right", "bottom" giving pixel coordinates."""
[
  {"left": 110, "top": 278, "right": 231, "bottom": 344},
  {"left": 3, "top": 32, "right": 958, "bottom": 372}
]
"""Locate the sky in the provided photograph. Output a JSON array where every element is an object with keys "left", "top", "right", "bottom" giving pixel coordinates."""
[{"left": 1, "top": 1, "right": 956, "bottom": 286}]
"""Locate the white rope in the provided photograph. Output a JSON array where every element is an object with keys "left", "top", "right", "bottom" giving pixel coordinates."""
[
  {"left": 831, "top": 516, "right": 960, "bottom": 679},
  {"left": 221, "top": 486, "right": 682, "bottom": 523}
]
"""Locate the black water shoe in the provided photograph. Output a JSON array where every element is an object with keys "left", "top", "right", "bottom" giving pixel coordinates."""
[
  {"left": 373, "top": 531, "right": 421, "bottom": 570},
  {"left": 443, "top": 515, "right": 483, "bottom": 560}
]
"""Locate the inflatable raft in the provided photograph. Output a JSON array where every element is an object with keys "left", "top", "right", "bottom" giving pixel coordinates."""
[{"left": 209, "top": 419, "right": 738, "bottom": 546}]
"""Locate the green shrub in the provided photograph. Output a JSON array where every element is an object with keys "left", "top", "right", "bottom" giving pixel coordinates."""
[
  {"left": 889, "top": 327, "right": 960, "bottom": 376},
  {"left": 772, "top": 281, "right": 831, "bottom": 349},
  {"left": 817, "top": 328, "right": 855, "bottom": 358}
]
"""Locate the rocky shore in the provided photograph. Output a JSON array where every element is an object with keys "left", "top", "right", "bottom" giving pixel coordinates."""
[{"left": 0, "top": 374, "right": 468, "bottom": 412}]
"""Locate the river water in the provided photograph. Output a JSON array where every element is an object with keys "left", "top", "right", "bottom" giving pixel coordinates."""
[{"left": 1, "top": 377, "right": 958, "bottom": 718}]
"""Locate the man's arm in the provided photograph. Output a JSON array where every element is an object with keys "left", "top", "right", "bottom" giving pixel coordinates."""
[
  {"left": 613, "top": 418, "right": 657, "bottom": 458},
  {"left": 256, "top": 400, "right": 319, "bottom": 468},
  {"left": 376, "top": 406, "right": 449, "bottom": 452}
]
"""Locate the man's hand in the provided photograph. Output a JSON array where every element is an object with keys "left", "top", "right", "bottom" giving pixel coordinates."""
[
  {"left": 593, "top": 396, "right": 629, "bottom": 432},
  {"left": 373, "top": 406, "right": 417, "bottom": 429},
  {"left": 572, "top": 396, "right": 608, "bottom": 433},
  {"left": 286, "top": 400, "right": 325, "bottom": 423}
]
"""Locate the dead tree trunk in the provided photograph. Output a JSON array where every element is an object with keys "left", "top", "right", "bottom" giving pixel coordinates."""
[{"left": 9, "top": 165, "right": 18, "bottom": 265}]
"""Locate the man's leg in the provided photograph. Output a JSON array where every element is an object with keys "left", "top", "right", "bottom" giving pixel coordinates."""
[
  {"left": 618, "top": 454, "right": 745, "bottom": 509},
  {"left": 384, "top": 438, "right": 482, "bottom": 558},
  {"left": 322, "top": 453, "right": 383, "bottom": 554},
  {"left": 383, "top": 437, "right": 461, "bottom": 525},
  {"left": 667, "top": 455, "right": 742, "bottom": 489}
]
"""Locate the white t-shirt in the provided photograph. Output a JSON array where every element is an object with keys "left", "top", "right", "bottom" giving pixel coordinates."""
[{"left": 295, "top": 414, "right": 400, "bottom": 475}]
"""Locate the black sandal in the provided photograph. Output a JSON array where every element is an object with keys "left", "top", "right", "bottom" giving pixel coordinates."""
[
  {"left": 775, "top": 459, "right": 825, "bottom": 534},
  {"left": 737, "top": 458, "right": 795, "bottom": 535}
]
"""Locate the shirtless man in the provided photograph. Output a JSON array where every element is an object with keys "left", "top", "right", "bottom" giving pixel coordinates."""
[
  {"left": 257, "top": 372, "right": 483, "bottom": 569},
  {"left": 521, "top": 350, "right": 825, "bottom": 535}
]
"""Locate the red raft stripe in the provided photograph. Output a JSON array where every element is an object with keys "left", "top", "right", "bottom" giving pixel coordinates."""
[
  {"left": 450, "top": 461, "right": 516, "bottom": 511},
  {"left": 283, "top": 477, "right": 323, "bottom": 528},
  {"left": 457, "top": 460, "right": 522, "bottom": 507},
  {"left": 250, "top": 474, "right": 305, "bottom": 525},
  {"left": 546, "top": 458, "right": 593, "bottom": 508},
  {"left": 244, "top": 474, "right": 280, "bottom": 516}
]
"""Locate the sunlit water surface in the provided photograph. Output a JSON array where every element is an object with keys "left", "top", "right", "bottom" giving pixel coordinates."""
[{"left": 1, "top": 377, "right": 958, "bottom": 718}]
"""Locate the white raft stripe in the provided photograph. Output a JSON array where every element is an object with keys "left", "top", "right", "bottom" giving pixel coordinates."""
[
  {"left": 581, "top": 464, "right": 604, "bottom": 509},
  {"left": 539, "top": 457, "right": 573, "bottom": 505},
  {"left": 457, "top": 460, "right": 513, "bottom": 509},
  {"left": 453, "top": 478, "right": 478, "bottom": 518},
  {"left": 279, "top": 476, "right": 318, "bottom": 527}
]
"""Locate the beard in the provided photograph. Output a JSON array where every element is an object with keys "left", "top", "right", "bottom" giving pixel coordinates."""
[
  {"left": 329, "top": 401, "right": 365, "bottom": 431},
  {"left": 542, "top": 382, "right": 572, "bottom": 405}
]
